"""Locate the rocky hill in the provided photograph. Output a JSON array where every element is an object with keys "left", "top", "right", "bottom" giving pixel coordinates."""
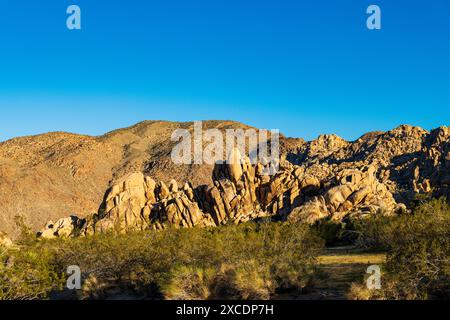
[
  {"left": 288, "top": 125, "right": 450, "bottom": 201},
  {"left": 1, "top": 121, "right": 449, "bottom": 239}
]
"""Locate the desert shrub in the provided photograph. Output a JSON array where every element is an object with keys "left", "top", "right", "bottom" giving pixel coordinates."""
[
  {"left": 350, "top": 198, "right": 450, "bottom": 299},
  {"left": 160, "top": 222, "right": 323, "bottom": 300},
  {"left": 0, "top": 216, "right": 64, "bottom": 300},
  {"left": 313, "top": 219, "right": 356, "bottom": 246},
  {"left": 161, "top": 222, "right": 322, "bottom": 299},
  {"left": 161, "top": 266, "right": 216, "bottom": 300},
  {"left": 352, "top": 215, "right": 397, "bottom": 251},
  {"left": 210, "top": 263, "right": 273, "bottom": 300},
  {"left": 161, "top": 263, "right": 273, "bottom": 300},
  {"left": 382, "top": 198, "right": 450, "bottom": 299},
  {"left": 347, "top": 282, "right": 386, "bottom": 300},
  {"left": 0, "top": 221, "right": 323, "bottom": 300},
  {"left": 0, "top": 244, "right": 64, "bottom": 300}
]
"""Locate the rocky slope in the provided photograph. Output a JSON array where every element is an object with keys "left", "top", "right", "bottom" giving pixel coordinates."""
[
  {"left": 0, "top": 121, "right": 275, "bottom": 238},
  {"left": 1, "top": 121, "right": 449, "bottom": 238},
  {"left": 288, "top": 125, "right": 450, "bottom": 202}
]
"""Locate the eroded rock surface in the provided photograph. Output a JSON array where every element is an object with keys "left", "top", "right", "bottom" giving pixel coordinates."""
[
  {"left": 38, "top": 148, "right": 400, "bottom": 238},
  {"left": 2, "top": 121, "right": 445, "bottom": 239}
]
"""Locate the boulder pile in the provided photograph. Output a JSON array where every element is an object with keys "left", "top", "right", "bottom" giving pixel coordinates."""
[
  {"left": 38, "top": 148, "right": 400, "bottom": 238},
  {"left": 2, "top": 122, "right": 448, "bottom": 240}
]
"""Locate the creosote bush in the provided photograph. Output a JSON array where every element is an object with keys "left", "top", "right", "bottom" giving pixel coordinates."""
[
  {"left": 350, "top": 197, "right": 450, "bottom": 300},
  {"left": 0, "top": 244, "right": 65, "bottom": 300},
  {"left": 0, "top": 222, "right": 323, "bottom": 300}
]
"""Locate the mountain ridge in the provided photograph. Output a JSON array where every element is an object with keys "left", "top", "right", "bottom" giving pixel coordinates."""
[{"left": 1, "top": 120, "right": 449, "bottom": 238}]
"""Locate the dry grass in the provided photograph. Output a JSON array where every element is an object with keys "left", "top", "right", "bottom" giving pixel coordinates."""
[{"left": 318, "top": 253, "right": 386, "bottom": 266}]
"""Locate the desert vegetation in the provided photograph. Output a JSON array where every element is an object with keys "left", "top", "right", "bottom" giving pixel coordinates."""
[
  {"left": 2, "top": 197, "right": 450, "bottom": 300},
  {"left": 348, "top": 197, "right": 450, "bottom": 299},
  {"left": 0, "top": 222, "right": 323, "bottom": 300}
]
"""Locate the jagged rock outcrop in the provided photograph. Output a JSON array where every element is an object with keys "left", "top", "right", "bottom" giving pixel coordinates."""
[
  {"left": 414, "top": 126, "right": 450, "bottom": 195},
  {"left": 0, "top": 121, "right": 260, "bottom": 239},
  {"left": 206, "top": 148, "right": 268, "bottom": 225},
  {"left": 287, "top": 197, "right": 328, "bottom": 224},
  {"left": 80, "top": 173, "right": 216, "bottom": 235},
  {"left": 38, "top": 148, "right": 399, "bottom": 238},
  {"left": 2, "top": 121, "right": 445, "bottom": 240},
  {"left": 37, "top": 216, "right": 86, "bottom": 239},
  {"left": 286, "top": 165, "right": 397, "bottom": 224},
  {"left": 288, "top": 124, "right": 450, "bottom": 203}
]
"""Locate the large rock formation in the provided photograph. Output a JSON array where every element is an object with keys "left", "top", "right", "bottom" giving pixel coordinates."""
[
  {"left": 37, "top": 216, "right": 86, "bottom": 239},
  {"left": 288, "top": 124, "right": 450, "bottom": 202},
  {"left": 0, "top": 121, "right": 261, "bottom": 239},
  {"left": 288, "top": 165, "right": 397, "bottom": 224},
  {"left": 414, "top": 126, "right": 450, "bottom": 194},
  {"left": 87, "top": 172, "right": 216, "bottom": 234},
  {"left": 37, "top": 148, "right": 400, "bottom": 238},
  {"left": 1, "top": 121, "right": 449, "bottom": 239}
]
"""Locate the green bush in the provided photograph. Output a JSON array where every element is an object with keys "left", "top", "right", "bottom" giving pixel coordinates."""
[
  {"left": 0, "top": 244, "right": 64, "bottom": 300},
  {"left": 313, "top": 219, "right": 355, "bottom": 246},
  {"left": 161, "top": 222, "right": 323, "bottom": 300},
  {"left": 0, "top": 222, "right": 324, "bottom": 300},
  {"left": 351, "top": 198, "right": 450, "bottom": 299}
]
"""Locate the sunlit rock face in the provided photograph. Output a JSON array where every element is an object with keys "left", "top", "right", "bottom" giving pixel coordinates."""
[{"left": 23, "top": 122, "right": 450, "bottom": 239}]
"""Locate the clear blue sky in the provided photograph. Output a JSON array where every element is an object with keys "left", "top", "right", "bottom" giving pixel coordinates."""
[{"left": 0, "top": 0, "right": 449, "bottom": 141}]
